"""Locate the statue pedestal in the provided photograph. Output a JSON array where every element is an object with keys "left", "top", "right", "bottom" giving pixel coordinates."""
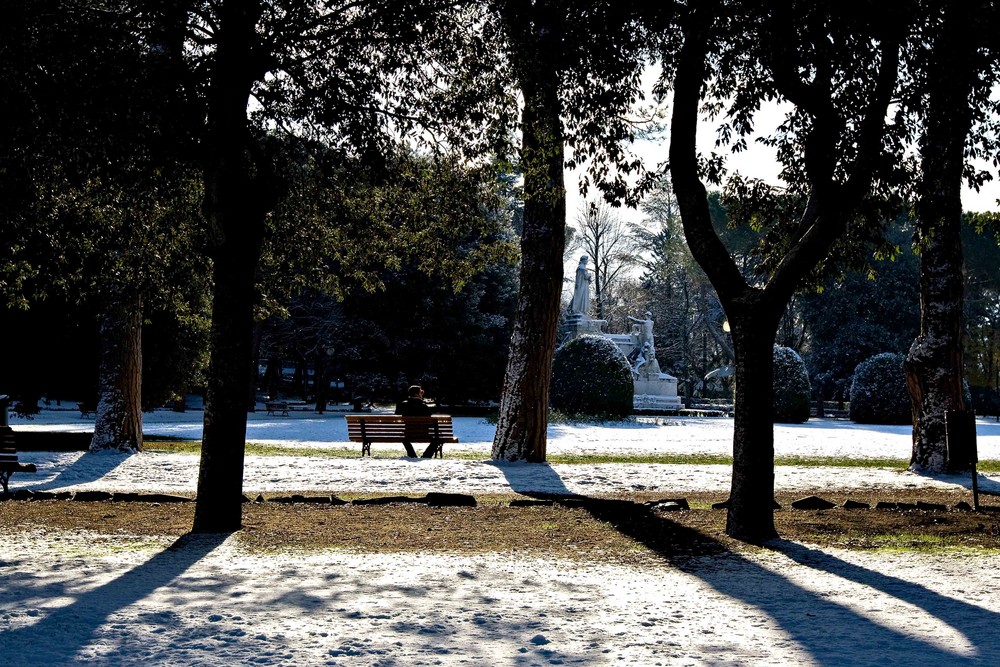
[
  {"left": 634, "top": 369, "right": 683, "bottom": 412},
  {"left": 560, "top": 313, "right": 606, "bottom": 343}
]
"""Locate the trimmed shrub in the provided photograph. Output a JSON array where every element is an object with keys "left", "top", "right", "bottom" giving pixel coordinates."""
[
  {"left": 850, "top": 352, "right": 912, "bottom": 424},
  {"left": 551, "top": 335, "right": 634, "bottom": 419},
  {"left": 773, "top": 346, "right": 811, "bottom": 423}
]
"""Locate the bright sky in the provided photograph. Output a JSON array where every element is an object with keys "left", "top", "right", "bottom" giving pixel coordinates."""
[
  {"left": 565, "top": 99, "right": 1000, "bottom": 226},
  {"left": 562, "top": 100, "right": 1000, "bottom": 306}
]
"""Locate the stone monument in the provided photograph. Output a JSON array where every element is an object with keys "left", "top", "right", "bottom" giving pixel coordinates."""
[
  {"left": 608, "top": 313, "right": 681, "bottom": 411},
  {"left": 561, "top": 264, "right": 681, "bottom": 412}
]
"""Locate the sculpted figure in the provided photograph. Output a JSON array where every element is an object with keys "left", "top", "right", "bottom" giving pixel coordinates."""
[
  {"left": 628, "top": 312, "right": 655, "bottom": 360},
  {"left": 569, "top": 256, "right": 591, "bottom": 316}
]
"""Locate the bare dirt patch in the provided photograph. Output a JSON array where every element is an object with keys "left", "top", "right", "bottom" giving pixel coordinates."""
[{"left": 2, "top": 488, "right": 999, "bottom": 561}]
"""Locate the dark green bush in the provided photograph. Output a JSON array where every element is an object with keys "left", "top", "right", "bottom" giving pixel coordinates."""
[
  {"left": 773, "top": 346, "right": 811, "bottom": 423},
  {"left": 849, "top": 352, "right": 912, "bottom": 425},
  {"left": 551, "top": 335, "right": 634, "bottom": 419}
]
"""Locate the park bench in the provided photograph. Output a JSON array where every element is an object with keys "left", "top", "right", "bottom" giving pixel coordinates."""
[
  {"left": 265, "top": 401, "right": 289, "bottom": 417},
  {"left": 0, "top": 448, "right": 36, "bottom": 495},
  {"left": 346, "top": 415, "right": 458, "bottom": 458}
]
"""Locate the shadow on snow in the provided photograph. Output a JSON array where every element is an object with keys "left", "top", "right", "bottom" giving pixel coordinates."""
[
  {"left": 0, "top": 532, "right": 229, "bottom": 663},
  {"left": 495, "top": 461, "right": 1000, "bottom": 666},
  {"left": 17, "top": 449, "right": 135, "bottom": 493}
]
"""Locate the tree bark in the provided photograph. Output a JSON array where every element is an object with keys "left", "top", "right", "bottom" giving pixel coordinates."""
[
  {"left": 91, "top": 290, "right": 143, "bottom": 452},
  {"left": 492, "top": 2, "right": 566, "bottom": 463},
  {"left": 725, "top": 300, "right": 783, "bottom": 541},
  {"left": 193, "top": 1, "right": 273, "bottom": 533},
  {"left": 905, "top": 3, "right": 979, "bottom": 472}
]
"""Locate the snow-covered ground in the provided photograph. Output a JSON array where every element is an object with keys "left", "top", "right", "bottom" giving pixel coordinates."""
[
  {"left": 8, "top": 408, "right": 1000, "bottom": 496},
  {"left": 5, "top": 408, "right": 1000, "bottom": 666}
]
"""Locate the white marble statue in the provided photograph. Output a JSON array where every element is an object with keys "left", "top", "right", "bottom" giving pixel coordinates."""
[
  {"left": 631, "top": 342, "right": 649, "bottom": 377},
  {"left": 628, "top": 312, "right": 655, "bottom": 361},
  {"left": 569, "top": 256, "right": 591, "bottom": 316}
]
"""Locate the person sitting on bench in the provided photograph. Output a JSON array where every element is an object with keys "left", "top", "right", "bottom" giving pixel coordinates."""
[{"left": 394, "top": 385, "right": 432, "bottom": 457}]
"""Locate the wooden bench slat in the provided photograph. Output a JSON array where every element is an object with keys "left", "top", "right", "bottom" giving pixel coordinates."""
[{"left": 344, "top": 430, "right": 458, "bottom": 440}]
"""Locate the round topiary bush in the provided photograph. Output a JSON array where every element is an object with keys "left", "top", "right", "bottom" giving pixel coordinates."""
[
  {"left": 551, "top": 335, "right": 634, "bottom": 419},
  {"left": 849, "top": 352, "right": 912, "bottom": 425},
  {"left": 773, "top": 345, "right": 811, "bottom": 423}
]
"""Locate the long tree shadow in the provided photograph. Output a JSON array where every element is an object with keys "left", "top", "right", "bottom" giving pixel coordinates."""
[
  {"left": 15, "top": 450, "right": 135, "bottom": 493},
  {"left": 495, "top": 462, "right": 1000, "bottom": 666},
  {"left": 0, "top": 532, "right": 229, "bottom": 663},
  {"left": 769, "top": 538, "right": 1000, "bottom": 648}
]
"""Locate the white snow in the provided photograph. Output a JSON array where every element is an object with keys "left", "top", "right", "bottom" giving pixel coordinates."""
[
  {"left": 9, "top": 408, "right": 1000, "bottom": 496},
  {"left": 4, "top": 408, "right": 1000, "bottom": 666}
]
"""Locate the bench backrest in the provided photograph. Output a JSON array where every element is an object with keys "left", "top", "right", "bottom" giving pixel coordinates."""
[
  {"left": 0, "top": 447, "right": 19, "bottom": 463},
  {"left": 346, "top": 415, "right": 456, "bottom": 443}
]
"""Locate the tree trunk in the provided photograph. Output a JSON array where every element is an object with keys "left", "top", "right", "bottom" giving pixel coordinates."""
[
  {"left": 905, "top": 3, "right": 978, "bottom": 473},
  {"left": 91, "top": 291, "right": 143, "bottom": 452},
  {"left": 193, "top": 0, "right": 273, "bottom": 533},
  {"left": 195, "top": 238, "right": 263, "bottom": 532},
  {"left": 670, "top": 2, "right": 780, "bottom": 541},
  {"left": 667, "top": 1, "right": 899, "bottom": 541},
  {"left": 492, "top": 6, "right": 565, "bottom": 463},
  {"left": 725, "top": 300, "right": 782, "bottom": 542}
]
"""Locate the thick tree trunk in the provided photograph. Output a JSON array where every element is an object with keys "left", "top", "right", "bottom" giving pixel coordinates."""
[
  {"left": 193, "top": 1, "right": 271, "bottom": 533},
  {"left": 725, "top": 300, "right": 782, "bottom": 542},
  {"left": 905, "top": 3, "right": 977, "bottom": 473},
  {"left": 195, "top": 236, "right": 263, "bottom": 531},
  {"left": 905, "top": 213, "right": 966, "bottom": 471},
  {"left": 492, "top": 10, "right": 565, "bottom": 463},
  {"left": 91, "top": 291, "right": 143, "bottom": 452}
]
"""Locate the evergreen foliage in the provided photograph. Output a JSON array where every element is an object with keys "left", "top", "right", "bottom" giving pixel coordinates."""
[
  {"left": 551, "top": 335, "right": 634, "bottom": 419},
  {"left": 799, "top": 224, "right": 920, "bottom": 383},
  {"left": 255, "top": 146, "right": 520, "bottom": 405},
  {"left": 962, "top": 214, "right": 1000, "bottom": 396},
  {"left": 773, "top": 346, "right": 811, "bottom": 424},
  {"left": 850, "top": 353, "right": 912, "bottom": 425}
]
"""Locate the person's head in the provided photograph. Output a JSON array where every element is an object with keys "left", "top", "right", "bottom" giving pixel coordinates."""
[
  {"left": 407, "top": 385, "right": 424, "bottom": 399},
  {"left": 579, "top": 255, "right": 588, "bottom": 265}
]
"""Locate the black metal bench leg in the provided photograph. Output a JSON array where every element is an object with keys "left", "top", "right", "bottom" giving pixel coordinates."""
[
  {"left": 362, "top": 441, "right": 371, "bottom": 457},
  {"left": 1, "top": 470, "right": 9, "bottom": 496}
]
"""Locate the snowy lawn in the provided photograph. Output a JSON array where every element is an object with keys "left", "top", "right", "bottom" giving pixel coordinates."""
[
  {"left": 8, "top": 409, "right": 1000, "bottom": 497},
  {"left": 4, "top": 529, "right": 1000, "bottom": 666},
  {"left": 5, "top": 409, "right": 1000, "bottom": 665}
]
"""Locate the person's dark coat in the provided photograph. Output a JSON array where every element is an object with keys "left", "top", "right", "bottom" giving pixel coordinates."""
[{"left": 395, "top": 397, "right": 432, "bottom": 416}]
